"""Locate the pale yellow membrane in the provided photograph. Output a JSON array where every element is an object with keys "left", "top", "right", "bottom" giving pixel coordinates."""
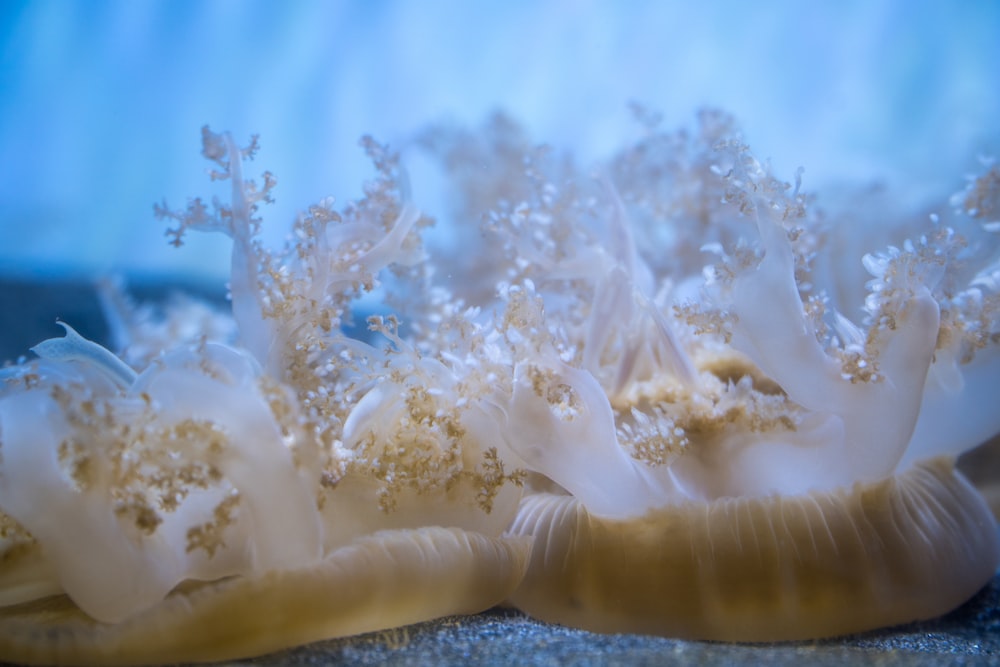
[
  {"left": 507, "top": 457, "right": 1000, "bottom": 641},
  {"left": 0, "top": 527, "right": 530, "bottom": 665}
]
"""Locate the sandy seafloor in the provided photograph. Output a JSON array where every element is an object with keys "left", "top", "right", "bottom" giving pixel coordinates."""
[
  {"left": 228, "top": 578, "right": 1000, "bottom": 667},
  {"left": 1, "top": 279, "right": 998, "bottom": 666}
]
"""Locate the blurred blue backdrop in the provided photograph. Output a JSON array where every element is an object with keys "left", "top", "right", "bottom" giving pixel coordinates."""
[{"left": 1, "top": 0, "right": 998, "bottom": 283}]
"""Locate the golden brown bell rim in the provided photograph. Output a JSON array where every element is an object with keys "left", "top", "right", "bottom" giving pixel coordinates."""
[
  {"left": 0, "top": 527, "right": 531, "bottom": 666},
  {"left": 506, "top": 456, "right": 1000, "bottom": 642}
]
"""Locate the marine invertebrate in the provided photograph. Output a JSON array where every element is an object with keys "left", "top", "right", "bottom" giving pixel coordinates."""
[
  {"left": 421, "top": 111, "right": 1000, "bottom": 640},
  {"left": 0, "top": 129, "right": 529, "bottom": 664},
  {"left": 0, "top": 110, "right": 997, "bottom": 661}
]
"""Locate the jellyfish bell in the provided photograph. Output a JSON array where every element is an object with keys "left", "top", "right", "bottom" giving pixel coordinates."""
[
  {"left": 508, "top": 458, "right": 997, "bottom": 641},
  {"left": 0, "top": 527, "right": 529, "bottom": 666}
]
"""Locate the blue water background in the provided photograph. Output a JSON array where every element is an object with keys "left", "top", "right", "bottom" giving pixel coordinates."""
[{"left": 0, "top": 0, "right": 997, "bottom": 283}]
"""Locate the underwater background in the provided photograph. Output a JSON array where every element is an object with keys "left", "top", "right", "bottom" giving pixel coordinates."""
[
  {"left": 1, "top": 4, "right": 999, "bottom": 664},
  {"left": 1, "top": 0, "right": 998, "bottom": 285}
]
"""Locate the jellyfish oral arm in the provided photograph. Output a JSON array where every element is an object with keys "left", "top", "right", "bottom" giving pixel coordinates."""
[
  {"left": 725, "top": 208, "right": 939, "bottom": 487},
  {"left": 903, "top": 345, "right": 1000, "bottom": 467},
  {"left": 504, "top": 359, "right": 674, "bottom": 517},
  {"left": 30, "top": 322, "right": 138, "bottom": 389},
  {"left": 0, "top": 391, "right": 172, "bottom": 624}
]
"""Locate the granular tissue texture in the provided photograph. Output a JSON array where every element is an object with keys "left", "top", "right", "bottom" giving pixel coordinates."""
[{"left": 0, "top": 110, "right": 998, "bottom": 664}]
